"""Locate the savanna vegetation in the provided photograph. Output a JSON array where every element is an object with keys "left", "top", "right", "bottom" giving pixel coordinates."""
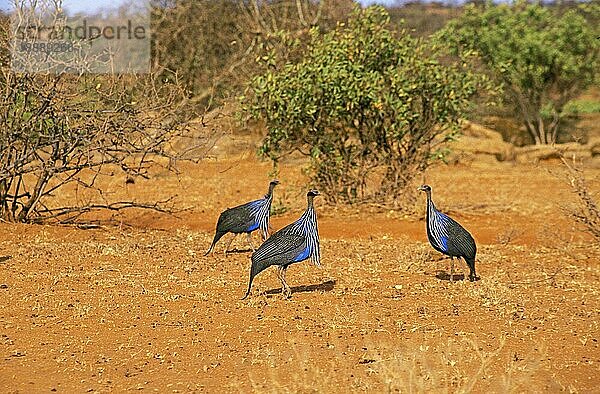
[
  {"left": 242, "top": 6, "right": 488, "bottom": 203},
  {"left": 1, "top": 0, "right": 598, "bottom": 217},
  {"left": 437, "top": 2, "right": 599, "bottom": 145},
  {"left": 1, "top": 1, "right": 600, "bottom": 392}
]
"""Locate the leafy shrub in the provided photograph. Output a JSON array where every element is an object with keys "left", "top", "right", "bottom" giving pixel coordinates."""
[
  {"left": 437, "top": 2, "right": 599, "bottom": 145},
  {"left": 563, "top": 99, "right": 600, "bottom": 116},
  {"left": 242, "top": 6, "right": 485, "bottom": 204}
]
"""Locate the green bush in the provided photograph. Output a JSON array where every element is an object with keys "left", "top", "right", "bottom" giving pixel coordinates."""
[
  {"left": 563, "top": 99, "right": 600, "bottom": 116},
  {"left": 242, "top": 6, "right": 484, "bottom": 204},
  {"left": 437, "top": 2, "right": 599, "bottom": 145}
]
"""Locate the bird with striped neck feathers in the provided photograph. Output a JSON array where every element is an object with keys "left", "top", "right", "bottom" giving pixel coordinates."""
[
  {"left": 418, "top": 184, "right": 477, "bottom": 282},
  {"left": 243, "top": 189, "right": 321, "bottom": 299},
  {"left": 205, "top": 180, "right": 279, "bottom": 255}
]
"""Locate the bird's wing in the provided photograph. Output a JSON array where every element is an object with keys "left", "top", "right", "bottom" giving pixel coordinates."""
[
  {"left": 251, "top": 227, "right": 306, "bottom": 265},
  {"left": 243, "top": 227, "right": 306, "bottom": 299},
  {"left": 217, "top": 200, "right": 261, "bottom": 233},
  {"left": 445, "top": 216, "right": 476, "bottom": 259}
]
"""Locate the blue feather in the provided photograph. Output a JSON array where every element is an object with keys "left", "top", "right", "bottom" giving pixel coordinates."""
[
  {"left": 440, "top": 236, "right": 448, "bottom": 251},
  {"left": 246, "top": 221, "right": 259, "bottom": 231},
  {"left": 293, "top": 246, "right": 310, "bottom": 262},
  {"left": 248, "top": 200, "right": 262, "bottom": 208},
  {"left": 437, "top": 212, "right": 450, "bottom": 223}
]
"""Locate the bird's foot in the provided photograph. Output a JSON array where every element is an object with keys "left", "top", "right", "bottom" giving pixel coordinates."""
[
  {"left": 277, "top": 266, "right": 291, "bottom": 299},
  {"left": 281, "top": 284, "right": 292, "bottom": 299}
]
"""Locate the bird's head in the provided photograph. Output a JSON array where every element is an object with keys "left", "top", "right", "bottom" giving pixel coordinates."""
[
  {"left": 418, "top": 184, "right": 432, "bottom": 193},
  {"left": 267, "top": 180, "right": 280, "bottom": 196},
  {"left": 307, "top": 189, "right": 320, "bottom": 198}
]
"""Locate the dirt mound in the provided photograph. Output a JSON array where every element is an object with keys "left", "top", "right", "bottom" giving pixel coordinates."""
[
  {"left": 513, "top": 138, "right": 600, "bottom": 164},
  {"left": 448, "top": 121, "right": 600, "bottom": 165},
  {"left": 446, "top": 121, "right": 516, "bottom": 163},
  {"left": 587, "top": 136, "right": 600, "bottom": 157}
]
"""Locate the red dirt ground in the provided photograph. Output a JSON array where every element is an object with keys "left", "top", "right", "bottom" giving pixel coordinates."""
[{"left": 1, "top": 152, "right": 599, "bottom": 392}]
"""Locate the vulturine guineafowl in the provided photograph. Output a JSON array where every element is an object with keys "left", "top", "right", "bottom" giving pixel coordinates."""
[
  {"left": 205, "top": 180, "right": 279, "bottom": 255},
  {"left": 418, "top": 184, "right": 478, "bottom": 282},
  {"left": 243, "top": 189, "right": 321, "bottom": 299}
]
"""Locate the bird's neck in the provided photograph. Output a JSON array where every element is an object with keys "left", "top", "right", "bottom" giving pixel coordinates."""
[
  {"left": 302, "top": 198, "right": 316, "bottom": 221},
  {"left": 265, "top": 186, "right": 275, "bottom": 199},
  {"left": 426, "top": 193, "right": 437, "bottom": 217}
]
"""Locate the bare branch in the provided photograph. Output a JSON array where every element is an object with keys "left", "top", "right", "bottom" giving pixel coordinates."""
[
  {"left": 0, "top": 2, "right": 214, "bottom": 223},
  {"left": 559, "top": 153, "right": 600, "bottom": 242}
]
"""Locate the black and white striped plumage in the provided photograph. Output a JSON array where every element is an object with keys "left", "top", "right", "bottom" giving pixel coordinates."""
[
  {"left": 418, "top": 184, "right": 477, "bottom": 282},
  {"left": 205, "top": 180, "right": 279, "bottom": 255},
  {"left": 243, "top": 190, "right": 321, "bottom": 299}
]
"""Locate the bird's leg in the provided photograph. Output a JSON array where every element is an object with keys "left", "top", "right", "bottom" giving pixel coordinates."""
[
  {"left": 450, "top": 257, "right": 454, "bottom": 283},
  {"left": 246, "top": 233, "right": 255, "bottom": 252},
  {"left": 277, "top": 266, "right": 291, "bottom": 299},
  {"left": 276, "top": 265, "right": 283, "bottom": 283},
  {"left": 467, "top": 259, "right": 477, "bottom": 282},
  {"left": 224, "top": 234, "right": 236, "bottom": 254}
]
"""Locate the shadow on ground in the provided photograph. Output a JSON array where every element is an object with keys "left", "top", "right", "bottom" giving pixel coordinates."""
[
  {"left": 265, "top": 279, "right": 336, "bottom": 296},
  {"left": 435, "top": 271, "right": 466, "bottom": 281},
  {"left": 434, "top": 271, "right": 481, "bottom": 282},
  {"left": 225, "top": 248, "right": 254, "bottom": 255}
]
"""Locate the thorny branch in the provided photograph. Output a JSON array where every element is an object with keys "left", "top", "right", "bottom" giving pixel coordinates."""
[{"left": 0, "top": 3, "right": 215, "bottom": 223}]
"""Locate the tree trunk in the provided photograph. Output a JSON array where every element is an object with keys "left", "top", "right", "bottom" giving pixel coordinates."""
[
  {"left": 17, "top": 170, "right": 49, "bottom": 222},
  {"left": 527, "top": 115, "right": 559, "bottom": 145}
]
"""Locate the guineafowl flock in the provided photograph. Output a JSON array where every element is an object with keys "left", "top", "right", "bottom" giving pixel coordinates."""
[{"left": 207, "top": 180, "right": 478, "bottom": 299}]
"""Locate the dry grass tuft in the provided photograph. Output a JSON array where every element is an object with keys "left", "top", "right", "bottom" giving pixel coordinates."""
[{"left": 560, "top": 155, "right": 600, "bottom": 241}]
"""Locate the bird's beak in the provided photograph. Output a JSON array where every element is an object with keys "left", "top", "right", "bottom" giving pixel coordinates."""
[{"left": 417, "top": 186, "right": 425, "bottom": 192}]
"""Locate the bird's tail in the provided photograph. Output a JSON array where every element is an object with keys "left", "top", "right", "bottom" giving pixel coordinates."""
[
  {"left": 465, "top": 256, "right": 477, "bottom": 281},
  {"left": 241, "top": 256, "right": 272, "bottom": 299},
  {"left": 204, "top": 231, "right": 226, "bottom": 256},
  {"left": 242, "top": 272, "right": 255, "bottom": 300}
]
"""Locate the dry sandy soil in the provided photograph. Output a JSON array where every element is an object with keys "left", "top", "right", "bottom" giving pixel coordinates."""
[{"left": 1, "top": 141, "right": 599, "bottom": 392}]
